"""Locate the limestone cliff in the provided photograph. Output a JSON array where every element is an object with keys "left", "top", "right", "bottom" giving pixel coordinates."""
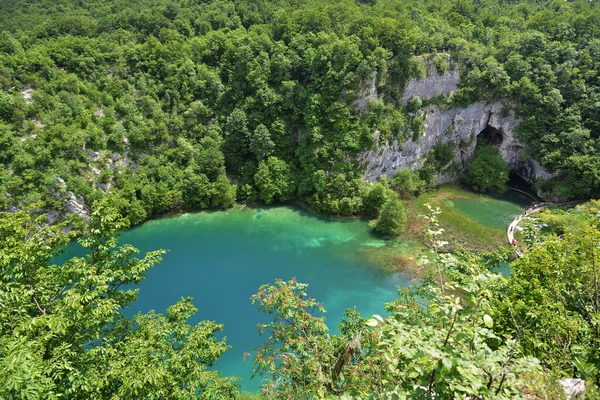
[
  {"left": 401, "top": 54, "right": 459, "bottom": 105},
  {"left": 360, "top": 55, "right": 555, "bottom": 188}
]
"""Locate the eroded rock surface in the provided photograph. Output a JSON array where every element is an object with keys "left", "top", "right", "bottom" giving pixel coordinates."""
[
  {"left": 359, "top": 54, "right": 554, "bottom": 190},
  {"left": 363, "top": 102, "right": 555, "bottom": 185},
  {"left": 560, "top": 379, "right": 585, "bottom": 399},
  {"left": 402, "top": 54, "right": 459, "bottom": 105}
]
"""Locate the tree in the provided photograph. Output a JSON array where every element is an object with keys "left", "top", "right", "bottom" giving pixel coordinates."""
[
  {"left": 183, "top": 169, "right": 212, "bottom": 209},
  {"left": 249, "top": 123, "right": 275, "bottom": 161},
  {"left": 493, "top": 223, "right": 600, "bottom": 380},
  {"left": 464, "top": 144, "right": 510, "bottom": 193},
  {"left": 250, "top": 278, "right": 333, "bottom": 398},
  {"left": 390, "top": 169, "right": 427, "bottom": 199},
  {"left": 0, "top": 91, "right": 13, "bottom": 122},
  {"left": 362, "top": 179, "right": 391, "bottom": 215},
  {"left": 211, "top": 174, "right": 237, "bottom": 208},
  {"left": 254, "top": 156, "right": 295, "bottom": 204},
  {"left": 250, "top": 247, "right": 542, "bottom": 399},
  {"left": 370, "top": 194, "right": 406, "bottom": 235},
  {"left": 0, "top": 207, "right": 238, "bottom": 399}
]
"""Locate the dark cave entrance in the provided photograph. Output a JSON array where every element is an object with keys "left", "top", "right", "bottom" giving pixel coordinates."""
[
  {"left": 479, "top": 125, "right": 504, "bottom": 148},
  {"left": 508, "top": 172, "right": 534, "bottom": 193},
  {"left": 474, "top": 125, "right": 539, "bottom": 199}
]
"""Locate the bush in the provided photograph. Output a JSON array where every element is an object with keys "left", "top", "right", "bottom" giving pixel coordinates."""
[
  {"left": 0, "top": 91, "right": 14, "bottom": 122},
  {"left": 464, "top": 144, "right": 509, "bottom": 193},
  {"left": 390, "top": 169, "right": 426, "bottom": 199},
  {"left": 428, "top": 143, "right": 455, "bottom": 171},
  {"left": 370, "top": 194, "right": 406, "bottom": 236}
]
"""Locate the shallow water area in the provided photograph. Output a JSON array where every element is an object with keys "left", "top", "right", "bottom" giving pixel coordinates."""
[
  {"left": 450, "top": 190, "right": 532, "bottom": 230},
  {"left": 100, "top": 206, "right": 413, "bottom": 392}
]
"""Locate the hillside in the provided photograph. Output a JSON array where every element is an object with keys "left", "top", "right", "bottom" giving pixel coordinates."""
[{"left": 1, "top": 0, "right": 599, "bottom": 226}]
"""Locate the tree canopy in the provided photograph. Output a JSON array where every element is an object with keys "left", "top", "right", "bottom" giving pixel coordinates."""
[
  {"left": 1, "top": 0, "right": 600, "bottom": 228},
  {"left": 0, "top": 207, "right": 237, "bottom": 399},
  {"left": 464, "top": 144, "right": 510, "bottom": 193}
]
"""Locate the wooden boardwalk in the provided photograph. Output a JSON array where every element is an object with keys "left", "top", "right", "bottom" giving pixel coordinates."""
[
  {"left": 507, "top": 205, "right": 546, "bottom": 257},
  {"left": 507, "top": 200, "right": 584, "bottom": 257}
]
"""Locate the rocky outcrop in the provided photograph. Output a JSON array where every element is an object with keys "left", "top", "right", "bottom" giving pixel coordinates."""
[
  {"left": 402, "top": 54, "right": 459, "bottom": 105},
  {"left": 560, "top": 379, "right": 585, "bottom": 399},
  {"left": 356, "top": 71, "right": 379, "bottom": 112},
  {"left": 20, "top": 88, "right": 33, "bottom": 105},
  {"left": 65, "top": 192, "right": 90, "bottom": 221},
  {"left": 359, "top": 54, "right": 555, "bottom": 189},
  {"left": 363, "top": 102, "right": 555, "bottom": 185}
]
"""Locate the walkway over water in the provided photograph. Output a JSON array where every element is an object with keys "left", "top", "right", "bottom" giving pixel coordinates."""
[{"left": 507, "top": 200, "right": 584, "bottom": 257}]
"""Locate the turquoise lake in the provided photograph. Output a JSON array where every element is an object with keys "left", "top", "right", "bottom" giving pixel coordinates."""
[
  {"left": 102, "top": 206, "right": 414, "bottom": 392},
  {"left": 57, "top": 191, "right": 531, "bottom": 392}
]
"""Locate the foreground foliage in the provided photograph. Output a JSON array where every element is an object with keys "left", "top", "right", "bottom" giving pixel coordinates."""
[
  {"left": 3, "top": 201, "right": 600, "bottom": 398},
  {"left": 248, "top": 263, "right": 541, "bottom": 398},
  {"left": 0, "top": 208, "right": 237, "bottom": 399}
]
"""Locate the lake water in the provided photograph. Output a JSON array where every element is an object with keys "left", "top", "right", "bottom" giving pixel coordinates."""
[
  {"left": 110, "top": 206, "right": 414, "bottom": 392},
  {"left": 451, "top": 190, "right": 532, "bottom": 230},
  {"left": 57, "top": 191, "right": 530, "bottom": 392}
]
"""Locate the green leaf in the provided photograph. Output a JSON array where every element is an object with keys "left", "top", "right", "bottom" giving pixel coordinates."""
[
  {"left": 483, "top": 314, "right": 494, "bottom": 328},
  {"left": 373, "top": 314, "right": 385, "bottom": 323}
]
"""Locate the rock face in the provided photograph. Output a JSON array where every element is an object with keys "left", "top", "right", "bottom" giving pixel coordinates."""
[
  {"left": 65, "top": 192, "right": 90, "bottom": 221},
  {"left": 360, "top": 55, "right": 555, "bottom": 187},
  {"left": 560, "top": 379, "right": 585, "bottom": 399},
  {"left": 356, "top": 71, "right": 379, "bottom": 112},
  {"left": 402, "top": 54, "right": 459, "bottom": 105}
]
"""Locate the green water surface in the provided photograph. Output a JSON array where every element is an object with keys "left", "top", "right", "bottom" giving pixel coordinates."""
[
  {"left": 450, "top": 191, "right": 532, "bottom": 230},
  {"left": 112, "top": 206, "right": 414, "bottom": 392}
]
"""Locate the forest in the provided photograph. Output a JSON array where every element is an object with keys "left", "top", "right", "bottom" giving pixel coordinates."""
[{"left": 1, "top": 0, "right": 600, "bottom": 398}]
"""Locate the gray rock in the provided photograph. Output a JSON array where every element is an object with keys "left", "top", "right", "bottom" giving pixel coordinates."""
[
  {"left": 362, "top": 102, "right": 555, "bottom": 186},
  {"left": 21, "top": 88, "right": 34, "bottom": 104},
  {"left": 402, "top": 54, "right": 459, "bottom": 105},
  {"left": 46, "top": 210, "right": 60, "bottom": 224},
  {"left": 97, "top": 182, "right": 111, "bottom": 192},
  {"left": 89, "top": 151, "right": 100, "bottom": 161},
  {"left": 356, "top": 71, "right": 379, "bottom": 112},
  {"left": 560, "top": 379, "right": 585, "bottom": 399},
  {"left": 66, "top": 192, "right": 90, "bottom": 221},
  {"left": 90, "top": 167, "right": 101, "bottom": 175},
  {"left": 54, "top": 176, "right": 66, "bottom": 188},
  {"left": 356, "top": 54, "right": 557, "bottom": 193}
]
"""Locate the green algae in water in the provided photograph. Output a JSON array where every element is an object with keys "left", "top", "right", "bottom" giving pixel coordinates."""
[
  {"left": 451, "top": 191, "right": 531, "bottom": 231},
  {"left": 109, "top": 206, "right": 415, "bottom": 392}
]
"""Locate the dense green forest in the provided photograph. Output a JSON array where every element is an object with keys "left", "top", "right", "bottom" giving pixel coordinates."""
[
  {"left": 1, "top": 0, "right": 600, "bottom": 227},
  {"left": 2, "top": 0, "right": 600, "bottom": 398}
]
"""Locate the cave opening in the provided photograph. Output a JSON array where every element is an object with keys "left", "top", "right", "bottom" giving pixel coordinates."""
[
  {"left": 508, "top": 172, "right": 535, "bottom": 193},
  {"left": 479, "top": 125, "right": 504, "bottom": 148}
]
